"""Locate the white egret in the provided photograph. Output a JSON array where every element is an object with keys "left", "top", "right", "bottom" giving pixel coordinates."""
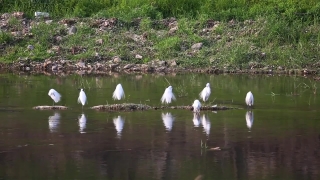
[
  {"left": 48, "top": 112, "right": 60, "bottom": 133},
  {"left": 245, "top": 91, "right": 254, "bottom": 107},
  {"left": 78, "top": 89, "right": 87, "bottom": 108},
  {"left": 113, "top": 116, "right": 124, "bottom": 138},
  {"left": 192, "top": 99, "right": 201, "bottom": 114},
  {"left": 202, "top": 114, "right": 211, "bottom": 136},
  {"left": 161, "top": 86, "right": 176, "bottom": 104},
  {"left": 112, "top": 84, "right": 125, "bottom": 100},
  {"left": 245, "top": 111, "right": 254, "bottom": 131},
  {"left": 192, "top": 113, "right": 201, "bottom": 127},
  {"left": 48, "top": 89, "right": 61, "bottom": 105},
  {"left": 199, "top": 83, "right": 211, "bottom": 102},
  {"left": 78, "top": 114, "right": 86, "bottom": 134},
  {"left": 162, "top": 112, "right": 174, "bottom": 131}
]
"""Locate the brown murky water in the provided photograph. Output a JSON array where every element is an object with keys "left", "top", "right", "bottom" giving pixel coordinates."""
[{"left": 0, "top": 73, "right": 320, "bottom": 179}]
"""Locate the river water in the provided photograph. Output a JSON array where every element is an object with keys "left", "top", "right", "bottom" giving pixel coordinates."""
[{"left": 0, "top": 73, "right": 319, "bottom": 179}]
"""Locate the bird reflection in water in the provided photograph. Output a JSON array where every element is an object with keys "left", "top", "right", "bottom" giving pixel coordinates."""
[
  {"left": 162, "top": 112, "right": 174, "bottom": 131},
  {"left": 202, "top": 114, "right": 211, "bottom": 136},
  {"left": 113, "top": 116, "right": 124, "bottom": 138},
  {"left": 245, "top": 110, "right": 254, "bottom": 131},
  {"left": 78, "top": 114, "right": 87, "bottom": 134},
  {"left": 193, "top": 113, "right": 201, "bottom": 127},
  {"left": 48, "top": 112, "right": 60, "bottom": 133}
]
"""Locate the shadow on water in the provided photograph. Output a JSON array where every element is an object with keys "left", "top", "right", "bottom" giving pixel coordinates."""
[{"left": 0, "top": 73, "right": 319, "bottom": 179}]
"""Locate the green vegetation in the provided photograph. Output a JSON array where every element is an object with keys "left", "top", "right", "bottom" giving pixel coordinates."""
[{"left": 0, "top": 0, "right": 320, "bottom": 69}]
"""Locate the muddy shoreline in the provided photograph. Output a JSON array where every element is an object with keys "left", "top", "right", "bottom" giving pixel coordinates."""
[{"left": 1, "top": 59, "right": 319, "bottom": 77}]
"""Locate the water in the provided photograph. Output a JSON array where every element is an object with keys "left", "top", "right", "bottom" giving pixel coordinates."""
[{"left": 0, "top": 73, "right": 320, "bottom": 179}]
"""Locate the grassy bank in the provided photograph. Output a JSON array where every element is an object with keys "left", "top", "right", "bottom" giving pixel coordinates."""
[{"left": 1, "top": 0, "right": 320, "bottom": 70}]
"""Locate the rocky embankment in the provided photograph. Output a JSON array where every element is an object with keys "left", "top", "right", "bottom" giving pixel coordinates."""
[{"left": 0, "top": 12, "right": 319, "bottom": 76}]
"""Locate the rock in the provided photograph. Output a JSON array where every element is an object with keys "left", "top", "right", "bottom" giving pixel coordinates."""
[
  {"left": 27, "top": 45, "right": 34, "bottom": 51},
  {"left": 68, "top": 26, "right": 77, "bottom": 35},
  {"left": 135, "top": 54, "right": 143, "bottom": 59},
  {"left": 168, "top": 60, "right": 177, "bottom": 67},
  {"left": 96, "top": 39, "right": 103, "bottom": 45},
  {"left": 191, "top": 43, "right": 203, "bottom": 50},
  {"left": 157, "top": 60, "right": 166, "bottom": 66},
  {"left": 55, "top": 36, "right": 62, "bottom": 43},
  {"left": 45, "top": 20, "right": 53, "bottom": 24},
  {"left": 76, "top": 61, "right": 86, "bottom": 68},
  {"left": 35, "top": 12, "right": 49, "bottom": 18},
  {"left": 141, "top": 64, "right": 149, "bottom": 69},
  {"left": 51, "top": 46, "right": 61, "bottom": 52},
  {"left": 1, "top": 13, "right": 10, "bottom": 20},
  {"left": 113, "top": 56, "right": 121, "bottom": 63},
  {"left": 52, "top": 65, "right": 58, "bottom": 71},
  {"left": 12, "top": 12, "right": 24, "bottom": 19},
  {"left": 11, "top": 31, "right": 22, "bottom": 37},
  {"left": 109, "top": 63, "right": 120, "bottom": 70},
  {"left": 124, "top": 64, "right": 135, "bottom": 69},
  {"left": 169, "top": 26, "right": 178, "bottom": 34}
]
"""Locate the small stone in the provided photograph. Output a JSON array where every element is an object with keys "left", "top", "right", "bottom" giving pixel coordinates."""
[
  {"left": 27, "top": 45, "right": 34, "bottom": 51},
  {"left": 52, "top": 65, "right": 58, "bottom": 71},
  {"left": 1, "top": 13, "right": 10, "bottom": 20},
  {"left": 191, "top": 43, "right": 203, "bottom": 50},
  {"left": 11, "top": 31, "right": 22, "bottom": 36},
  {"left": 113, "top": 56, "right": 121, "bottom": 63},
  {"left": 45, "top": 20, "right": 53, "bottom": 24},
  {"left": 96, "top": 39, "right": 103, "bottom": 45},
  {"left": 135, "top": 54, "right": 143, "bottom": 59},
  {"left": 169, "top": 26, "right": 178, "bottom": 34},
  {"left": 68, "top": 26, "right": 77, "bottom": 35},
  {"left": 55, "top": 36, "right": 62, "bottom": 42},
  {"left": 124, "top": 64, "right": 135, "bottom": 69},
  {"left": 12, "top": 12, "right": 24, "bottom": 19}
]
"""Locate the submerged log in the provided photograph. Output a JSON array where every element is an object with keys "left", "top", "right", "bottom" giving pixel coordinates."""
[
  {"left": 33, "top": 105, "right": 68, "bottom": 110},
  {"left": 90, "top": 103, "right": 152, "bottom": 111},
  {"left": 90, "top": 103, "right": 241, "bottom": 111},
  {"left": 154, "top": 105, "right": 241, "bottom": 111}
]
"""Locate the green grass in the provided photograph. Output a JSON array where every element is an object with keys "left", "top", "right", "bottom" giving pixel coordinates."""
[{"left": 0, "top": 0, "right": 320, "bottom": 69}]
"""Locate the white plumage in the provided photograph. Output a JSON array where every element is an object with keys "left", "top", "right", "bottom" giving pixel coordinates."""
[
  {"left": 199, "top": 83, "right": 211, "bottom": 102},
  {"left": 113, "top": 116, "right": 124, "bottom": 138},
  {"left": 78, "top": 114, "right": 86, "bottom": 133},
  {"left": 245, "top": 91, "right": 254, "bottom": 106},
  {"left": 192, "top": 99, "right": 201, "bottom": 113},
  {"left": 48, "top": 89, "right": 61, "bottom": 105},
  {"left": 161, "top": 86, "right": 176, "bottom": 104},
  {"left": 78, "top": 89, "right": 87, "bottom": 107},
  {"left": 113, "top": 84, "right": 125, "bottom": 100},
  {"left": 192, "top": 113, "right": 201, "bottom": 127},
  {"left": 202, "top": 114, "right": 211, "bottom": 136},
  {"left": 48, "top": 112, "right": 60, "bottom": 133},
  {"left": 245, "top": 111, "right": 254, "bottom": 130},
  {"left": 162, "top": 112, "right": 174, "bottom": 131}
]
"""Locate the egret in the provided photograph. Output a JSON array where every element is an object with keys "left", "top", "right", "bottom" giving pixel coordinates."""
[
  {"left": 199, "top": 83, "right": 211, "bottom": 102},
  {"left": 192, "top": 99, "right": 201, "bottom": 114},
  {"left": 48, "top": 112, "right": 60, "bottom": 133},
  {"left": 48, "top": 89, "right": 61, "bottom": 106},
  {"left": 162, "top": 112, "right": 174, "bottom": 131},
  {"left": 113, "top": 84, "right": 125, "bottom": 100},
  {"left": 245, "top": 111, "right": 254, "bottom": 131},
  {"left": 78, "top": 114, "right": 86, "bottom": 134},
  {"left": 245, "top": 91, "right": 254, "bottom": 107},
  {"left": 202, "top": 114, "right": 211, "bottom": 136},
  {"left": 192, "top": 113, "right": 201, "bottom": 127},
  {"left": 78, "top": 89, "right": 87, "bottom": 108},
  {"left": 113, "top": 116, "right": 124, "bottom": 138},
  {"left": 161, "top": 86, "right": 176, "bottom": 104}
]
